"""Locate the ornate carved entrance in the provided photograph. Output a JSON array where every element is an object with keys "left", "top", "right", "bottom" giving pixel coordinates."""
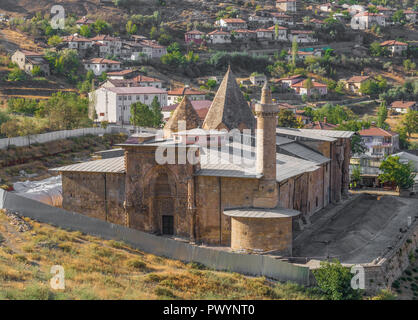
[{"left": 153, "top": 171, "right": 175, "bottom": 235}]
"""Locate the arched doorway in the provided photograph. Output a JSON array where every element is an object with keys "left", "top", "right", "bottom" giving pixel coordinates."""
[{"left": 153, "top": 172, "right": 175, "bottom": 235}]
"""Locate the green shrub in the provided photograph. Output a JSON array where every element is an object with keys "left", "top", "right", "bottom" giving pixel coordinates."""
[{"left": 312, "top": 259, "right": 362, "bottom": 300}]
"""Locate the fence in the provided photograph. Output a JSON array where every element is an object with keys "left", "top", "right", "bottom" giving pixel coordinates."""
[
  {"left": 0, "top": 126, "right": 129, "bottom": 150},
  {"left": 0, "top": 189, "right": 310, "bottom": 285}
]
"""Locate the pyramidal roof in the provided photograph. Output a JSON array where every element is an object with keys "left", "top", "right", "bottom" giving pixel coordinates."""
[
  {"left": 202, "top": 66, "right": 256, "bottom": 132},
  {"left": 163, "top": 95, "right": 201, "bottom": 136}
]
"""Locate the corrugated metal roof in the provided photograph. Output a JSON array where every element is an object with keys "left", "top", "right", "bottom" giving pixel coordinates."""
[
  {"left": 299, "top": 128, "right": 355, "bottom": 138},
  {"left": 279, "top": 142, "right": 330, "bottom": 165},
  {"left": 50, "top": 157, "right": 125, "bottom": 174},
  {"left": 224, "top": 207, "right": 300, "bottom": 218},
  {"left": 276, "top": 128, "right": 336, "bottom": 142},
  {"left": 276, "top": 136, "right": 294, "bottom": 146}
]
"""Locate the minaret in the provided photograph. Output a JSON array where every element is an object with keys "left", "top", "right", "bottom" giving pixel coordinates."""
[{"left": 255, "top": 83, "right": 279, "bottom": 181}]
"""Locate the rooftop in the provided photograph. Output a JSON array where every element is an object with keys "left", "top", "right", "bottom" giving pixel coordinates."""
[
  {"left": 224, "top": 207, "right": 300, "bottom": 219},
  {"left": 50, "top": 157, "right": 125, "bottom": 174},
  {"left": 106, "top": 86, "right": 167, "bottom": 94},
  {"left": 358, "top": 127, "right": 398, "bottom": 137}
]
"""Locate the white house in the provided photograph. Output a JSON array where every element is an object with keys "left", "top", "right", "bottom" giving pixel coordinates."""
[
  {"left": 61, "top": 35, "right": 93, "bottom": 51},
  {"left": 267, "top": 25, "right": 288, "bottom": 41},
  {"left": 11, "top": 49, "right": 50, "bottom": 76},
  {"left": 289, "top": 30, "right": 317, "bottom": 43},
  {"left": 83, "top": 58, "right": 121, "bottom": 75},
  {"left": 138, "top": 40, "right": 167, "bottom": 59},
  {"left": 404, "top": 10, "right": 417, "bottom": 23},
  {"left": 90, "top": 35, "right": 122, "bottom": 57},
  {"left": 380, "top": 40, "right": 408, "bottom": 55},
  {"left": 208, "top": 30, "right": 231, "bottom": 44},
  {"left": 291, "top": 79, "right": 328, "bottom": 96},
  {"left": 276, "top": 0, "right": 297, "bottom": 13},
  {"left": 167, "top": 88, "right": 206, "bottom": 105},
  {"left": 215, "top": 18, "right": 247, "bottom": 30},
  {"left": 389, "top": 101, "right": 417, "bottom": 114},
  {"left": 271, "top": 12, "right": 294, "bottom": 26},
  {"left": 351, "top": 12, "right": 386, "bottom": 30},
  {"left": 91, "top": 86, "right": 168, "bottom": 125},
  {"left": 232, "top": 29, "right": 257, "bottom": 41},
  {"left": 256, "top": 28, "right": 275, "bottom": 40}
]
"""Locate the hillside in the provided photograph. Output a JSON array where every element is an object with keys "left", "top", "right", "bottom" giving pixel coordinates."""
[{"left": 0, "top": 209, "right": 325, "bottom": 300}]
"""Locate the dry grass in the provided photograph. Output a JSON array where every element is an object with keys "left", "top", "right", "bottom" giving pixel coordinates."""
[{"left": 0, "top": 210, "right": 325, "bottom": 300}]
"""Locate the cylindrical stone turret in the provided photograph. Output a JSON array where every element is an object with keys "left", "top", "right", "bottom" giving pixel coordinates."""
[{"left": 255, "top": 83, "right": 279, "bottom": 181}]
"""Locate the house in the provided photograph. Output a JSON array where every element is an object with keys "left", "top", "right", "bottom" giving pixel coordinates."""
[
  {"left": 232, "top": 29, "right": 257, "bottom": 41},
  {"left": 276, "top": 0, "right": 297, "bottom": 13},
  {"left": 271, "top": 12, "right": 294, "bottom": 25},
  {"left": 167, "top": 88, "right": 206, "bottom": 105},
  {"left": 61, "top": 35, "right": 93, "bottom": 51},
  {"left": 291, "top": 79, "right": 328, "bottom": 96},
  {"left": 120, "top": 42, "right": 145, "bottom": 61},
  {"left": 344, "top": 75, "right": 370, "bottom": 94},
  {"left": 101, "top": 74, "right": 163, "bottom": 89},
  {"left": 76, "top": 16, "right": 95, "bottom": 28},
  {"left": 162, "top": 100, "right": 212, "bottom": 122},
  {"left": 185, "top": 30, "right": 206, "bottom": 45},
  {"left": 319, "top": 3, "right": 333, "bottom": 13},
  {"left": 389, "top": 101, "right": 417, "bottom": 114},
  {"left": 255, "top": 28, "right": 275, "bottom": 40},
  {"left": 374, "top": 6, "right": 395, "bottom": 18},
  {"left": 289, "top": 30, "right": 317, "bottom": 43},
  {"left": 304, "top": 118, "right": 338, "bottom": 130},
  {"left": 250, "top": 74, "right": 267, "bottom": 86},
  {"left": 404, "top": 10, "right": 417, "bottom": 24},
  {"left": 348, "top": 5, "right": 366, "bottom": 16},
  {"left": 11, "top": 50, "right": 50, "bottom": 76},
  {"left": 380, "top": 40, "right": 408, "bottom": 55},
  {"left": 358, "top": 127, "right": 399, "bottom": 157},
  {"left": 90, "top": 35, "right": 122, "bottom": 58},
  {"left": 208, "top": 30, "right": 231, "bottom": 44},
  {"left": 267, "top": 25, "right": 288, "bottom": 41},
  {"left": 83, "top": 58, "right": 121, "bottom": 75},
  {"left": 215, "top": 18, "right": 247, "bottom": 30},
  {"left": 286, "top": 50, "right": 318, "bottom": 62},
  {"left": 90, "top": 86, "right": 168, "bottom": 125},
  {"left": 106, "top": 69, "right": 137, "bottom": 80},
  {"left": 351, "top": 12, "right": 386, "bottom": 30},
  {"left": 273, "top": 74, "right": 305, "bottom": 88},
  {"left": 138, "top": 40, "right": 167, "bottom": 59}
]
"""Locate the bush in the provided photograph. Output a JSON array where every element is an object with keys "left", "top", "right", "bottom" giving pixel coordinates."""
[
  {"left": 154, "top": 286, "right": 175, "bottom": 298},
  {"left": 312, "top": 259, "right": 362, "bottom": 300},
  {"left": 126, "top": 259, "right": 147, "bottom": 270}
]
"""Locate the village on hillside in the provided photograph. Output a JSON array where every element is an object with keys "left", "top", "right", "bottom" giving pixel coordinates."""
[{"left": 0, "top": 0, "right": 417, "bottom": 303}]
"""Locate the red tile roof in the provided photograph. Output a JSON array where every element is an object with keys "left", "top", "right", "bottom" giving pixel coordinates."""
[
  {"left": 304, "top": 121, "right": 338, "bottom": 130},
  {"left": 20, "top": 50, "right": 43, "bottom": 56},
  {"left": 380, "top": 40, "right": 408, "bottom": 46},
  {"left": 221, "top": 18, "right": 246, "bottom": 23},
  {"left": 359, "top": 127, "right": 398, "bottom": 137},
  {"left": 168, "top": 88, "right": 206, "bottom": 96},
  {"left": 291, "top": 79, "right": 327, "bottom": 88},
  {"left": 390, "top": 101, "right": 416, "bottom": 109},
  {"left": 346, "top": 75, "right": 370, "bottom": 83},
  {"left": 84, "top": 58, "right": 121, "bottom": 64}
]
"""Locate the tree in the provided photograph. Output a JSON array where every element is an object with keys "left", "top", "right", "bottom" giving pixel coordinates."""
[
  {"left": 48, "top": 35, "right": 62, "bottom": 47},
  {"left": 351, "top": 134, "right": 367, "bottom": 155},
  {"left": 401, "top": 109, "right": 418, "bottom": 137},
  {"left": 130, "top": 102, "right": 155, "bottom": 128},
  {"left": 376, "top": 101, "right": 388, "bottom": 128},
  {"left": 79, "top": 25, "right": 91, "bottom": 37},
  {"left": 8, "top": 68, "right": 27, "bottom": 81},
  {"left": 403, "top": 59, "right": 416, "bottom": 74},
  {"left": 126, "top": 20, "right": 138, "bottom": 35},
  {"left": 93, "top": 19, "right": 110, "bottom": 34},
  {"left": 31, "top": 65, "right": 42, "bottom": 77},
  {"left": 312, "top": 259, "right": 362, "bottom": 300},
  {"left": 151, "top": 96, "right": 163, "bottom": 128},
  {"left": 277, "top": 109, "right": 298, "bottom": 128},
  {"left": 291, "top": 37, "right": 298, "bottom": 67},
  {"left": 150, "top": 26, "right": 158, "bottom": 40},
  {"left": 392, "top": 10, "right": 406, "bottom": 24},
  {"left": 379, "top": 156, "right": 416, "bottom": 189},
  {"left": 351, "top": 165, "right": 361, "bottom": 185}
]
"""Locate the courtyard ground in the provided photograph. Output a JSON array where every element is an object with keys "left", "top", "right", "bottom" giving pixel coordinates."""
[{"left": 293, "top": 194, "right": 418, "bottom": 264}]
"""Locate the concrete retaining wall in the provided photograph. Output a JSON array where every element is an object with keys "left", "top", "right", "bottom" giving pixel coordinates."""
[
  {"left": 0, "top": 126, "right": 128, "bottom": 150},
  {"left": 0, "top": 189, "right": 310, "bottom": 285}
]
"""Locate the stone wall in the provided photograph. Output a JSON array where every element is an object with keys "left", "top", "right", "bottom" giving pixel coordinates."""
[
  {"left": 362, "top": 220, "right": 418, "bottom": 294},
  {"left": 62, "top": 172, "right": 125, "bottom": 225},
  {"left": 230, "top": 216, "right": 293, "bottom": 254},
  {"left": 195, "top": 175, "right": 258, "bottom": 245},
  {"left": 124, "top": 145, "right": 194, "bottom": 238}
]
